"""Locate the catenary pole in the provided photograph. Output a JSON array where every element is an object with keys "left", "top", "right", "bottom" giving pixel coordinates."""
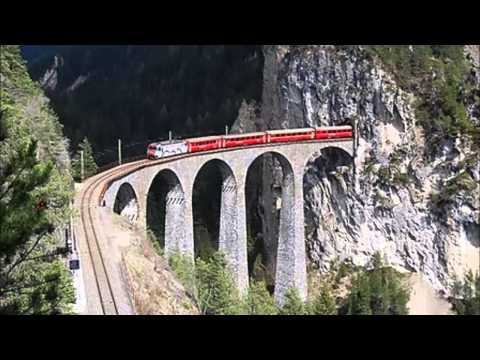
[
  {"left": 118, "top": 139, "right": 122, "bottom": 165},
  {"left": 80, "top": 150, "right": 84, "bottom": 182}
]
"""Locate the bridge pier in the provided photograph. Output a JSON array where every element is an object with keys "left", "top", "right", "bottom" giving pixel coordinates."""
[
  {"left": 164, "top": 184, "right": 188, "bottom": 258},
  {"left": 179, "top": 187, "right": 195, "bottom": 261},
  {"left": 274, "top": 166, "right": 307, "bottom": 304},
  {"left": 219, "top": 175, "right": 248, "bottom": 295}
]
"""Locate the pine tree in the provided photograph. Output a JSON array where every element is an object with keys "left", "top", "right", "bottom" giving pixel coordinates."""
[
  {"left": 195, "top": 252, "right": 241, "bottom": 315},
  {"left": 244, "top": 279, "right": 278, "bottom": 315},
  {"left": 71, "top": 137, "right": 98, "bottom": 181},
  {"left": 279, "top": 288, "right": 308, "bottom": 315},
  {"left": 0, "top": 45, "right": 75, "bottom": 314},
  {"left": 0, "top": 140, "right": 74, "bottom": 314},
  {"left": 346, "top": 253, "right": 410, "bottom": 315},
  {"left": 348, "top": 274, "right": 372, "bottom": 315},
  {"left": 309, "top": 283, "right": 337, "bottom": 315}
]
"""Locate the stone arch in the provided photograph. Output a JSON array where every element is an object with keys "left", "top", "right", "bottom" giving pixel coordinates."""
[
  {"left": 192, "top": 158, "right": 238, "bottom": 263},
  {"left": 147, "top": 168, "right": 186, "bottom": 256},
  {"left": 113, "top": 182, "right": 139, "bottom": 224},
  {"left": 303, "top": 145, "right": 354, "bottom": 170},
  {"left": 245, "top": 150, "right": 298, "bottom": 300},
  {"left": 303, "top": 145, "right": 355, "bottom": 274}
]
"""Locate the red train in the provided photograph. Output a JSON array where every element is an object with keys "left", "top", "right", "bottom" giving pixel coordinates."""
[{"left": 147, "top": 126, "right": 353, "bottom": 159}]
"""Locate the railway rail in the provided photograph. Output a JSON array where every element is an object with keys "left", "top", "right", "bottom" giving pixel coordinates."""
[{"left": 79, "top": 160, "right": 149, "bottom": 314}]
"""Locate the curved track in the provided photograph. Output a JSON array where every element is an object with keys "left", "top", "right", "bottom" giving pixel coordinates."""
[{"left": 79, "top": 160, "right": 149, "bottom": 315}]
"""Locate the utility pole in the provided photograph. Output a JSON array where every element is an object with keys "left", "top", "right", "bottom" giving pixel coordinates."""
[
  {"left": 169, "top": 131, "right": 172, "bottom": 143},
  {"left": 225, "top": 125, "right": 229, "bottom": 136},
  {"left": 118, "top": 139, "right": 122, "bottom": 165},
  {"left": 80, "top": 150, "right": 84, "bottom": 182}
]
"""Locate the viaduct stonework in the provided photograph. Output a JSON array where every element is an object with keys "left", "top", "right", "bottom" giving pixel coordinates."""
[{"left": 102, "top": 140, "right": 353, "bottom": 304}]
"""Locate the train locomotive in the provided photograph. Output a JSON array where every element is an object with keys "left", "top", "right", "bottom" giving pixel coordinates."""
[{"left": 147, "top": 125, "right": 352, "bottom": 160}]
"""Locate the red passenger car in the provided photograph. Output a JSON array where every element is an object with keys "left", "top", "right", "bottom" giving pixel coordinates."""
[
  {"left": 315, "top": 126, "right": 353, "bottom": 140},
  {"left": 186, "top": 136, "right": 222, "bottom": 153},
  {"left": 221, "top": 132, "right": 267, "bottom": 148},
  {"left": 147, "top": 125, "right": 353, "bottom": 160},
  {"left": 266, "top": 128, "right": 316, "bottom": 143}
]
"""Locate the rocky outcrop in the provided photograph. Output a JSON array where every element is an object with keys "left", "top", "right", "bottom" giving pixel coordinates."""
[{"left": 233, "top": 45, "right": 480, "bottom": 294}]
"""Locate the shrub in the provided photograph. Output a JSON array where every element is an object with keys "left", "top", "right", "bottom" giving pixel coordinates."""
[
  {"left": 365, "top": 45, "right": 479, "bottom": 155},
  {"left": 430, "top": 171, "right": 477, "bottom": 208},
  {"left": 393, "top": 171, "right": 410, "bottom": 186},
  {"left": 450, "top": 271, "right": 480, "bottom": 315},
  {"left": 147, "top": 228, "right": 163, "bottom": 257},
  {"left": 279, "top": 288, "right": 309, "bottom": 315},
  {"left": 195, "top": 252, "right": 242, "bottom": 315},
  {"left": 71, "top": 137, "right": 98, "bottom": 181},
  {"left": 309, "top": 283, "right": 337, "bottom": 315},
  {"left": 243, "top": 279, "right": 278, "bottom": 315},
  {"left": 345, "top": 253, "right": 410, "bottom": 315},
  {"left": 168, "top": 252, "right": 196, "bottom": 295}
]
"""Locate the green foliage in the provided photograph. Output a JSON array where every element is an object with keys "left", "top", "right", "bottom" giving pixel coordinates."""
[
  {"left": 195, "top": 233, "right": 217, "bottom": 262},
  {"left": 345, "top": 253, "right": 410, "bottom": 315},
  {"left": 279, "top": 288, "right": 309, "bottom": 315},
  {"left": 376, "top": 166, "right": 392, "bottom": 186},
  {"left": 450, "top": 271, "right": 480, "bottom": 315},
  {"left": 334, "top": 260, "right": 357, "bottom": 286},
  {"left": 71, "top": 137, "right": 98, "bottom": 181},
  {"left": 146, "top": 229, "right": 163, "bottom": 257},
  {"left": 0, "top": 141, "right": 53, "bottom": 257},
  {"left": 167, "top": 250, "right": 414, "bottom": 316},
  {"left": 362, "top": 159, "right": 376, "bottom": 176},
  {"left": 308, "top": 282, "right": 337, "bottom": 315},
  {"left": 365, "top": 45, "right": 480, "bottom": 154},
  {"left": 392, "top": 171, "right": 410, "bottom": 186},
  {"left": 167, "top": 249, "right": 416, "bottom": 316},
  {"left": 0, "top": 45, "right": 75, "bottom": 314},
  {"left": 243, "top": 279, "right": 278, "bottom": 315},
  {"left": 195, "top": 252, "right": 242, "bottom": 315},
  {"left": 168, "top": 251, "right": 243, "bottom": 315},
  {"left": 251, "top": 253, "right": 269, "bottom": 283},
  {"left": 168, "top": 252, "right": 196, "bottom": 295},
  {"left": 0, "top": 260, "right": 75, "bottom": 315},
  {"left": 347, "top": 274, "right": 372, "bottom": 315},
  {"left": 430, "top": 171, "right": 477, "bottom": 208}
]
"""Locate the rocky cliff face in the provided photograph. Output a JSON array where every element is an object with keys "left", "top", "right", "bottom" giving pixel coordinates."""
[{"left": 233, "top": 45, "right": 479, "bottom": 293}]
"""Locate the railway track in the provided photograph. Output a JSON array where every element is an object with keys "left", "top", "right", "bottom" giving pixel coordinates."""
[{"left": 79, "top": 160, "right": 149, "bottom": 315}]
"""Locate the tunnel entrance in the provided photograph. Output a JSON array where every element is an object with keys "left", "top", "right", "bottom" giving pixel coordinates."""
[
  {"left": 245, "top": 152, "right": 295, "bottom": 295},
  {"left": 113, "top": 183, "right": 139, "bottom": 223},
  {"left": 147, "top": 169, "right": 185, "bottom": 253},
  {"left": 192, "top": 159, "right": 237, "bottom": 262}
]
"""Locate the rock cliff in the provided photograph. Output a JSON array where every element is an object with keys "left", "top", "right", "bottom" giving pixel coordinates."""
[{"left": 233, "top": 45, "right": 479, "bottom": 293}]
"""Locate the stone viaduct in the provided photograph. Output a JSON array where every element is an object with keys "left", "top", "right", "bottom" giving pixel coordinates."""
[{"left": 102, "top": 140, "right": 353, "bottom": 304}]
